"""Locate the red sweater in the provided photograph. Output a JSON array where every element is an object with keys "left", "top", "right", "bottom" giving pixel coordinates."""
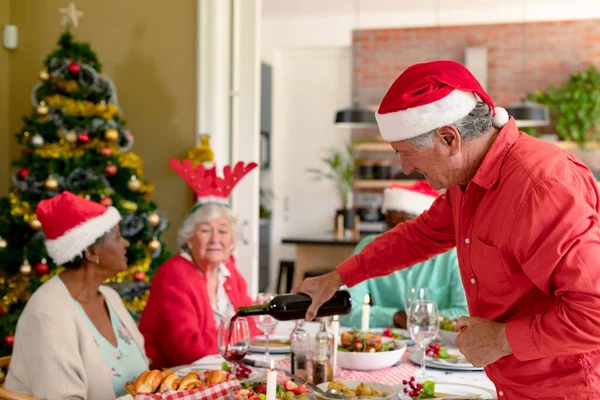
[{"left": 139, "top": 254, "right": 260, "bottom": 369}]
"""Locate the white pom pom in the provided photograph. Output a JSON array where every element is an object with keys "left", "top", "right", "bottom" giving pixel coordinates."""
[{"left": 492, "top": 107, "right": 509, "bottom": 128}]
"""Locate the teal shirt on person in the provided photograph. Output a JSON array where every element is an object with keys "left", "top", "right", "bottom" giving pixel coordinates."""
[
  {"left": 56, "top": 277, "right": 148, "bottom": 398},
  {"left": 340, "top": 234, "right": 469, "bottom": 329}
]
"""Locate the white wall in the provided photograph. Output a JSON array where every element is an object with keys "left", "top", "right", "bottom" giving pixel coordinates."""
[
  {"left": 262, "top": 0, "right": 600, "bottom": 63},
  {"left": 270, "top": 47, "right": 351, "bottom": 290}
]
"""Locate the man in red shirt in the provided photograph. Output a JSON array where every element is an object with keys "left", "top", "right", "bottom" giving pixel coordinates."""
[{"left": 293, "top": 60, "right": 600, "bottom": 398}]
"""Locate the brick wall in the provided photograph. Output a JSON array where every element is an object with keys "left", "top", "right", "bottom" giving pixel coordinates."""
[{"left": 353, "top": 19, "right": 600, "bottom": 112}]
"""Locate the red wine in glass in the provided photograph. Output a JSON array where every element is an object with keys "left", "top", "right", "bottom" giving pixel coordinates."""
[{"left": 219, "top": 317, "right": 250, "bottom": 378}]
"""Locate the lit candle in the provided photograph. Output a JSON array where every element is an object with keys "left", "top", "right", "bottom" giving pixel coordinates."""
[
  {"left": 361, "top": 294, "right": 370, "bottom": 332},
  {"left": 331, "top": 315, "right": 340, "bottom": 377},
  {"left": 266, "top": 359, "right": 277, "bottom": 400}
]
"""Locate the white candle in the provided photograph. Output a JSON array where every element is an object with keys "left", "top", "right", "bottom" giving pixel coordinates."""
[
  {"left": 331, "top": 315, "right": 340, "bottom": 377},
  {"left": 361, "top": 294, "right": 370, "bottom": 332},
  {"left": 266, "top": 359, "right": 277, "bottom": 400}
]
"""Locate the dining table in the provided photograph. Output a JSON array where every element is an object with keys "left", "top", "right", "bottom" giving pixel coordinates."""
[{"left": 186, "top": 320, "right": 497, "bottom": 399}]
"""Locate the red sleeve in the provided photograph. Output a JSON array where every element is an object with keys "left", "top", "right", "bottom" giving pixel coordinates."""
[
  {"left": 337, "top": 191, "right": 456, "bottom": 287},
  {"left": 506, "top": 177, "right": 600, "bottom": 361},
  {"left": 156, "top": 271, "right": 218, "bottom": 366}
]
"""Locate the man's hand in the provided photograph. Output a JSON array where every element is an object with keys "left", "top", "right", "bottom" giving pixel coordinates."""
[
  {"left": 455, "top": 316, "right": 512, "bottom": 367},
  {"left": 393, "top": 310, "right": 407, "bottom": 328},
  {"left": 291, "top": 271, "right": 344, "bottom": 321}
]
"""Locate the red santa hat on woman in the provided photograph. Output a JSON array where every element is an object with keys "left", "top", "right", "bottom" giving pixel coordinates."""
[
  {"left": 382, "top": 180, "right": 440, "bottom": 215},
  {"left": 36, "top": 191, "right": 121, "bottom": 265},
  {"left": 375, "top": 60, "right": 510, "bottom": 142}
]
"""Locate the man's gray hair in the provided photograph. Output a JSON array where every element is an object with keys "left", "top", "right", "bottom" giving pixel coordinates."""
[
  {"left": 408, "top": 102, "right": 493, "bottom": 150},
  {"left": 177, "top": 203, "right": 240, "bottom": 250}
]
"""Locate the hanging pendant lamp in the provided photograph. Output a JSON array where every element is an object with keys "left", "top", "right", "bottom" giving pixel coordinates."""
[
  {"left": 334, "top": 103, "right": 377, "bottom": 128},
  {"left": 505, "top": 0, "right": 550, "bottom": 128}
]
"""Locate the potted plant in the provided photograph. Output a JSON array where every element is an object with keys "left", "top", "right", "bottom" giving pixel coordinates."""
[
  {"left": 528, "top": 65, "right": 600, "bottom": 177},
  {"left": 306, "top": 143, "right": 356, "bottom": 230}
]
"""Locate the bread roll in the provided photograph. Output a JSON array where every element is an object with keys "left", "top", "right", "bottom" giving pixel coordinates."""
[
  {"left": 179, "top": 373, "right": 203, "bottom": 391},
  {"left": 159, "top": 372, "right": 181, "bottom": 392},
  {"left": 205, "top": 370, "right": 228, "bottom": 385},
  {"left": 134, "top": 370, "right": 164, "bottom": 393}
]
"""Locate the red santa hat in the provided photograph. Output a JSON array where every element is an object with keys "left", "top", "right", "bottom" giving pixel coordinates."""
[
  {"left": 169, "top": 158, "right": 258, "bottom": 214},
  {"left": 375, "top": 60, "right": 509, "bottom": 142},
  {"left": 382, "top": 180, "right": 440, "bottom": 215},
  {"left": 36, "top": 191, "right": 121, "bottom": 265}
]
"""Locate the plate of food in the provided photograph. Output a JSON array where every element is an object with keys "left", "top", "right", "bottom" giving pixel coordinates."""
[
  {"left": 124, "top": 369, "right": 233, "bottom": 397},
  {"left": 398, "top": 378, "right": 495, "bottom": 399},
  {"left": 438, "top": 317, "right": 459, "bottom": 347},
  {"left": 317, "top": 380, "right": 397, "bottom": 400},
  {"left": 170, "top": 361, "right": 262, "bottom": 382},
  {"left": 249, "top": 335, "right": 291, "bottom": 354},
  {"left": 232, "top": 378, "right": 312, "bottom": 400},
  {"left": 337, "top": 330, "right": 407, "bottom": 371},
  {"left": 409, "top": 343, "right": 483, "bottom": 372}
]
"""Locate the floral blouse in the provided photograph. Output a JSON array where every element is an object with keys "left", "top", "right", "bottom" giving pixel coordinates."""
[{"left": 73, "top": 297, "right": 147, "bottom": 397}]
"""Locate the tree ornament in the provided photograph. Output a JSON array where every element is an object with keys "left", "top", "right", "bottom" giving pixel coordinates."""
[
  {"left": 105, "top": 128, "right": 119, "bottom": 142},
  {"left": 45, "top": 175, "right": 59, "bottom": 191},
  {"left": 68, "top": 62, "right": 81, "bottom": 74},
  {"left": 20, "top": 259, "right": 32, "bottom": 274},
  {"left": 99, "top": 146, "right": 113, "bottom": 156},
  {"left": 100, "top": 196, "right": 113, "bottom": 207},
  {"left": 134, "top": 270, "right": 145, "bottom": 282},
  {"left": 104, "top": 164, "right": 118, "bottom": 176},
  {"left": 34, "top": 258, "right": 50, "bottom": 275},
  {"left": 36, "top": 101, "right": 49, "bottom": 116},
  {"left": 147, "top": 238, "right": 161, "bottom": 252},
  {"left": 148, "top": 212, "right": 160, "bottom": 227},
  {"left": 31, "top": 133, "right": 44, "bottom": 147},
  {"left": 127, "top": 176, "right": 141, "bottom": 191},
  {"left": 18, "top": 168, "right": 29, "bottom": 179},
  {"left": 29, "top": 218, "right": 42, "bottom": 230},
  {"left": 0, "top": 236, "right": 7, "bottom": 249},
  {"left": 77, "top": 132, "right": 91, "bottom": 145},
  {"left": 65, "top": 130, "right": 77, "bottom": 143},
  {"left": 39, "top": 70, "right": 50, "bottom": 81},
  {"left": 4, "top": 334, "right": 14, "bottom": 347}
]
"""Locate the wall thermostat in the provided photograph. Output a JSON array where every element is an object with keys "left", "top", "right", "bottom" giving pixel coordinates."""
[{"left": 2, "top": 25, "right": 18, "bottom": 50}]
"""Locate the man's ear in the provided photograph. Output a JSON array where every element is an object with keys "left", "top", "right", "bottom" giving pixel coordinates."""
[{"left": 434, "top": 125, "right": 462, "bottom": 156}]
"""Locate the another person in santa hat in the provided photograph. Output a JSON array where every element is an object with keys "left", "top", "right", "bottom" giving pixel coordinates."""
[
  {"left": 293, "top": 60, "right": 600, "bottom": 398},
  {"left": 5, "top": 191, "right": 148, "bottom": 400},
  {"left": 340, "top": 180, "right": 467, "bottom": 329}
]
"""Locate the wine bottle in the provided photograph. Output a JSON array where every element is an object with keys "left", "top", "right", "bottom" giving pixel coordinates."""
[{"left": 237, "top": 291, "right": 351, "bottom": 321}]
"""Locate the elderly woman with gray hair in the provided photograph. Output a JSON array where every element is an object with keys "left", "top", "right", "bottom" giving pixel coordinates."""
[{"left": 139, "top": 160, "right": 260, "bottom": 369}]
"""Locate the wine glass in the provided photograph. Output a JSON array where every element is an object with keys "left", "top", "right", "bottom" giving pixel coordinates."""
[
  {"left": 407, "top": 300, "right": 440, "bottom": 382},
  {"left": 254, "top": 292, "right": 278, "bottom": 361},
  {"left": 405, "top": 286, "right": 431, "bottom": 314},
  {"left": 218, "top": 317, "right": 250, "bottom": 377}
]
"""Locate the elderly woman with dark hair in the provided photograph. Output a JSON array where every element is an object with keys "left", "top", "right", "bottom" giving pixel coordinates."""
[
  {"left": 5, "top": 191, "right": 148, "bottom": 400},
  {"left": 139, "top": 160, "right": 260, "bottom": 369}
]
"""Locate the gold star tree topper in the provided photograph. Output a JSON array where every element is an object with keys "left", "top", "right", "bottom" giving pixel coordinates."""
[{"left": 59, "top": 2, "right": 84, "bottom": 28}]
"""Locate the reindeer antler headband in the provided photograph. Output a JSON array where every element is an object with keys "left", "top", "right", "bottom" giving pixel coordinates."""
[{"left": 169, "top": 158, "right": 258, "bottom": 214}]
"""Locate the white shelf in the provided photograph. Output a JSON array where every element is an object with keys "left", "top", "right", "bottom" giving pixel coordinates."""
[{"left": 353, "top": 142, "right": 394, "bottom": 152}]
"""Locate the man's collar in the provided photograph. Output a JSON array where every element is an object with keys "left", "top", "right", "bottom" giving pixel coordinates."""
[{"left": 470, "top": 117, "right": 519, "bottom": 190}]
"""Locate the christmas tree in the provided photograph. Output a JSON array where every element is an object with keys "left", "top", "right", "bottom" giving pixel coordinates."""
[{"left": 0, "top": 5, "right": 170, "bottom": 356}]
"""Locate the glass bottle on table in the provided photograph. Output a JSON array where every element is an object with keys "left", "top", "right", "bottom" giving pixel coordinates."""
[
  {"left": 312, "top": 318, "right": 334, "bottom": 384},
  {"left": 290, "top": 320, "right": 310, "bottom": 381}
]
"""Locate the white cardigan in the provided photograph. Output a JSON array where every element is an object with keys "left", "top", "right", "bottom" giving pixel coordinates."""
[{"left": 5, "top": 277, "right": 148, "bottom": 400}]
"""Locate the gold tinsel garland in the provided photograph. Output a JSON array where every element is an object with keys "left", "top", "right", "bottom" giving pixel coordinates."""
[
  {"left": 54, "top": 78, "right": 80, "bottom": 93},
  {"left": 8, "top": 192, "right": 36, "bottom": 223},
  {"left": 186, "top": 135, "right": 214, "bottom": 166},
  {"left": 33, "top": 139, "right": 86, "bottom": 158},
  {"left": 45, "top": 94, "right": 119, "bottom": 120},
  {"left": 108, "top": 254, "right": 152, "bottom": 284},
  {"left": 123, "top": 289, "right": 150, "bottom": 314},
  {"left": 118, "top": 152, "right": 144, "bottom": 177}
]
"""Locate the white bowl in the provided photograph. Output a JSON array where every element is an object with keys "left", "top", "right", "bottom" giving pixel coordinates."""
[
  {"left": 438, "top": 329, "right": 459, "bottom": 347},
  {"left": 336, "top": 338, "right": 406, "bottom": 371},
  {"left": 317, "top": 380, "right": 397, "bottom": 400}
]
